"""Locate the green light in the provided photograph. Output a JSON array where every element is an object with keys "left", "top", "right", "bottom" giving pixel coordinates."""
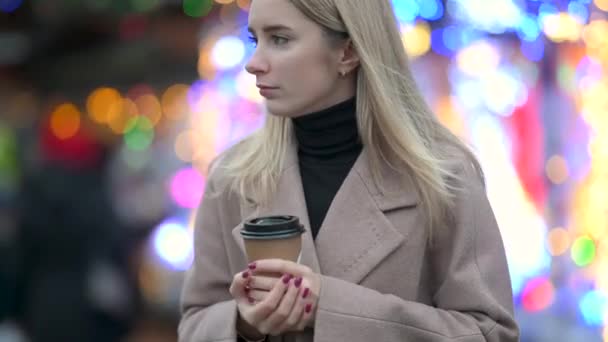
[
  {"left": 571, "top": 236, "right": 596, "bottom": 267},
  {"left": 183, "top": 0, "right": 213, "bottom": 18},
  {"left": 124, "top": 116, "right": 154, "bottom": 151}
]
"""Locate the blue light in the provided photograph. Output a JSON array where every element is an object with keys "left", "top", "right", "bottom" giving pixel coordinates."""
[
  {"left": 568, "top": 2, "right": 589, "bottom": 23},
  {"left": 392, "top": 0, "right": 420, "bottom": 23},
  {"left": 153, "top": 220, "right": 194, "bottom": 271},
  {"left": 442, "top": 26, "right": 461, "bottom": 51},
  {"left": 521, "top": 37, "right": 545, "bottom": 62},
  {"left": 579, "top": 290, "right": 608, "bottom": 326},
  {"left": 431, "top": 28, "right": 452, "bottom": 56},
  {"left": 518, "top": 14, "right": 541, "bottom": 42},
  {"left": 418, "top": 0, "right": 444, "bottom": 21},
  {"left": 0, "top": 0, "right": 22, "bottom": 12}
]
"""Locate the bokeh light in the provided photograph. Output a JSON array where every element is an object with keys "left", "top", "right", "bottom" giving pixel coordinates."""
[
  {"left": 579, "top": 290, "right": 608, "bottom": 326},
  {"left": 50, "top": 103, "right": 81, "bottom": 140},
  {"left": 124, "top": 116, "right": 154, "bottom": 151},
  {"left": 572, "top": 236, "right": 596, "bottom": 267},
  {"left": 170, "top": 167, "right": 205, "bottom": 209},
  {"left": 86, "top": 87, "right": 122, "bottom": 124},
  {"left": 212, "top": 36, "right": 246, "bottom": 70},
  {"left": 522, "top": 277, "right": 555, "bottom": 312},
  {"left": 183, "top": 0, "right": 214, "bottom": 17},
  {"left": 153, "top": 220, "right": 194, "bottom": 271},
  {"left": 161, "top": 84, "right": 191, "bottom": 121}
]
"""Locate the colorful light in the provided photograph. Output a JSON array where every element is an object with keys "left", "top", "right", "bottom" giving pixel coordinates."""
[
  {"left": 401, "top": 22, "right": 431, "bottom": 58},
  {"left": 522, "top": 277, "right": 555, "bottom": 312},
  {"left": 153, "top": 220, "right": 194, "bottom": 271},
  {"left": 212, "top": 36, "right": 246, "bottom": 70},
  {"left": 572, "top": 236, "right": 596, "bottom": 267},
  {"left": 183, "top": 0, "right": 214, "bottom": 17},
  {"left": 579, "top": 290, "right": 608, "bottom": 326},
  {"left": 170, "top": 167, "right": 205, "bottom": 209},
  {"left": 50, "top": 103, "right": 81, "bottom": 140},
  {"left": 124, "top": 116, "right": 154, "bottom": 151}
]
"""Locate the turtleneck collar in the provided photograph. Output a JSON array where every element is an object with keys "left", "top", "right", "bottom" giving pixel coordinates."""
[{"left": 292, "top": 97, "right": 361, "bottom": 161}]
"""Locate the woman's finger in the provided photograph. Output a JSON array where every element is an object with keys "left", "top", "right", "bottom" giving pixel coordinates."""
[
  {"left": 249, "top": 275, "right": 280, "bottom": 291},
  {"left": 253, "top": 274, "right": 292, "bottom": 327},
  {"left": 248, "top": 289, "right": 270, "bottom": 302},
  {"left": 264, "top": 276, "right": 301, "bottom": 333},
  {"left": 283, "top": 280, "right": 310, "bottom": 331},
  {"left": 229, "top": 270, "right": 253, "bottom": 305}
]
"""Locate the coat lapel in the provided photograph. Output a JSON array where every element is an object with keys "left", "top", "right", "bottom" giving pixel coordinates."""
[{"left": 314, "top": 147, "right": 419, "bottom": 284}]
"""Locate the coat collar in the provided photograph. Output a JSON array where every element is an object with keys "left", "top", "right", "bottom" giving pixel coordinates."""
[{"left": 231, "top": 139, "right": 419, "bottom": 284}]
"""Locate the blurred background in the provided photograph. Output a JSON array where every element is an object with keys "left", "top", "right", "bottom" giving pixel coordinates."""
[{"left": 0, "top": 0, "right": 607, "bottom": 341}]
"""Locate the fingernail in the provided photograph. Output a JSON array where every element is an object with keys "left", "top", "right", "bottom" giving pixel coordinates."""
[
  {"left": 294, "top": 277, "right": 302, "bottom": 288},
  {"left": 302, "top": 287, "right": 310, "bottom": 298},
  {"left": 242, "top": 271, "right": 249, "bottom": 279},
  {"left": 248, "top": 262, "right": 256, "bottom": 270},
  {"left": 282, "top": 274, "right": 291, "bottom": 284},
  {"left": 244, "top": 286, "right": 250, "bottom": 293},
  {"left": 248, "top": 297, "right": 255, "bottom": 304},
  {"left": 305, "top": 303, "right": 312, "bottom": 313}
]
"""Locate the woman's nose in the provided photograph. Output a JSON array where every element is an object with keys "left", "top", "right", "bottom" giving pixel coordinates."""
[{"left": 245, "top": 49, "right": 269, "bottom": 75}]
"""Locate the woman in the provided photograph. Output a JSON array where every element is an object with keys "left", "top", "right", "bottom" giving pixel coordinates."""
[{"left": 179, "top": 0, "right": 519, "bottom": 341}]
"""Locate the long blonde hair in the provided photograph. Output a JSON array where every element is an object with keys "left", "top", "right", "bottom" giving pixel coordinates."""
[{"left": 216, "top": 0, "right": 482, "bottom": 238}]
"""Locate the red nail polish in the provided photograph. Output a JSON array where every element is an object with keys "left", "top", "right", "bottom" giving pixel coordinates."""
[
  {"left": 294, "top": 277, "right": 302, "bottom": 288},
  {"left": 282, "top": 274, "right": 291, "bottom": 284},
  {"left": 242, "top": 271, "right": 249, "bottom": 279},
  {"left": 302, "top": 288, "right": 310, "bottom": 298},
  {"left": 248, "top": 297, "right": 255, "bottom": 304},
  {"left": 248, "top": 262, "right": 257, "bottom": 270},
  {"left": 305, "top": 303, "right": 312, "bottom": 313},
  {"left": 244, "top": 286, "right": 251, "bottom": 293}
]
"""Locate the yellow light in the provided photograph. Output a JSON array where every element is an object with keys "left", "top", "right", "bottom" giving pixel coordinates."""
[
  {"left": 215, "top": 0, "right": 234, "bottom": 4},
  {"left": 162, "top": 84, "right": 191, "bottom": 121},
  {"left": 401, "top": 22, "right": 431, "bottom": 59},
  {"left": 542, "top": 13, "right": 583, "bottom": 42},
  {"left": 86, "top": 87, "right": 122, "bottom": 124},
  {"left": 582, "top": 20, "right": 608, "bottom": 49},
  {"left": 50, "top": 103, "right": 81, "bottom": 140},
  {"left": 594, "top": 0, "right": 608, "bottom": 11},
  {"left": 456, "top": 41, "right": 500, "bottom": 77}
]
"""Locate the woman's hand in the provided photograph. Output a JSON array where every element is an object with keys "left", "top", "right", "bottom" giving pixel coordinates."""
[
  {"left": 249, "top": 259, "right": 321, "bottom": 330},
  {"left": 229, "top": 266, "right": 314, "bottom": 336}
]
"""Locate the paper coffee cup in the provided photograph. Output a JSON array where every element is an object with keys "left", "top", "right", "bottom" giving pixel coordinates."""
[{"left": 241, "top": 215, "right": 305, "bottom": 267}]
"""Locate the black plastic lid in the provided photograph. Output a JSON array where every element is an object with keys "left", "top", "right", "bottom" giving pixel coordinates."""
[{"left": 241, "top": 215, "right": 305, "bottom": 239}]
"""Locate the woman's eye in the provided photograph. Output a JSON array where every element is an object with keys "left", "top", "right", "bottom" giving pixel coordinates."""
[
  {"left": 272, "top": 36, "right": 289, "bottom": 46},
  {"left": 247, "top": 35, "right": 258, "bottom": 45}
]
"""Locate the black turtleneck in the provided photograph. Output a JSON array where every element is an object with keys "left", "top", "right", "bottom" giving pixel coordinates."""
[{"left": 293, "top": 97, "right": 362, "bottom": 240}]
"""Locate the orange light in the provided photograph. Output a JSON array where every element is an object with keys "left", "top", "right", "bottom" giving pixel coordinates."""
[{"left": 50, "top": 103, "right": 81, "bottom": 140}]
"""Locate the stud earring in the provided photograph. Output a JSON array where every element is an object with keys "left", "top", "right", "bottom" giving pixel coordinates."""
[{"left": 340, "top": 70, "right": 346, "bottom": 77}]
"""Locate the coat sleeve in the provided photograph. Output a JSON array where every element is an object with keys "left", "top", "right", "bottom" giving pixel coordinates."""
[
  {"left": 313, "top": 163, "right": 520, "bottom": 341},
  {"left": 178, "top": 172, "right": 240, "bottom": 342}
]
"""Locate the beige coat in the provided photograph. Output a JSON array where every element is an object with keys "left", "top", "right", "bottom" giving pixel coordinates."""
[{"left": 179, "top": 142, "right": 519, "bottom": 342}]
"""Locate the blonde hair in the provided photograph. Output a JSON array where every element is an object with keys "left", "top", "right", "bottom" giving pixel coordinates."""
[{"left": 216, "top": 0, "right": 482, "bottom": 239}]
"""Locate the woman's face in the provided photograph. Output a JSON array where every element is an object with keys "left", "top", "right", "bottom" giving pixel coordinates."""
[{"left": 246, "top": 0, "right": 355, "bottom": 118}]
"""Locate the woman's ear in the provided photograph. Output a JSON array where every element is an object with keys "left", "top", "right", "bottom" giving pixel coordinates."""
[{"left": 339, "top": 39, "right": 360, "bottom": 73}]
